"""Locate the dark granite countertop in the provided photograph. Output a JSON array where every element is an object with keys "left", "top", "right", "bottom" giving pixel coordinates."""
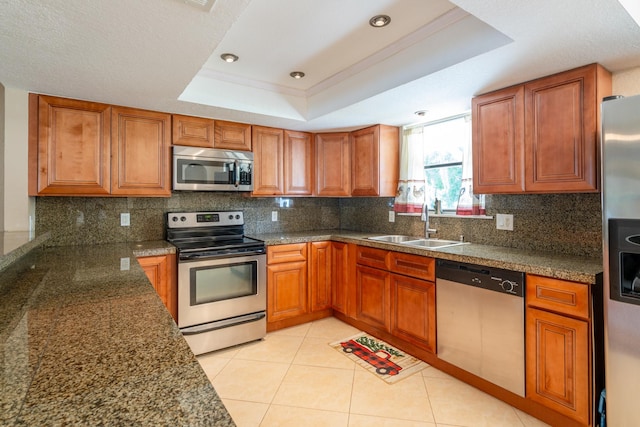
[
  {"left": 0, "top": 242, "right": 234, "bottom": 426},
  {"left": 253, "top": 230, "right": 603, "bottom": 284}
]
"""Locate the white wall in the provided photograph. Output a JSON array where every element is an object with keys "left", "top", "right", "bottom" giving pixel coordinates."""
[
  {"left": 0, "top": 85, "right": 33, "bottom": 232},
  {"left": 613, "top": 66, "right": 640, "bottom": 96}
]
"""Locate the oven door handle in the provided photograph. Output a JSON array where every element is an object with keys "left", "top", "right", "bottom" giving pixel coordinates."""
[{"left": 181, "top": 312, "right": 266, "bottom": 335}]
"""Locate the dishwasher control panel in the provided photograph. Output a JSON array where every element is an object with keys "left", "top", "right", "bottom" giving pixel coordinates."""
[{"left": 436, "top": 259, "right": 525, "bottom": 297}]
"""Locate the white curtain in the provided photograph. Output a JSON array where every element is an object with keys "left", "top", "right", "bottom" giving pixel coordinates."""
[{"left": 394, "top": 127, "right": 425, "bottom": 213}]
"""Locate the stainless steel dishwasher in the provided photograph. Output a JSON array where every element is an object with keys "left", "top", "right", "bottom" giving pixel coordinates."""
[{"left": 436, "top": 259, "right": 525, "bottom": 396}]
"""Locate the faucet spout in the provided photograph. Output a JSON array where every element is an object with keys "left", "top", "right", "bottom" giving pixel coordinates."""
[{"left": 422, "top": 202, "right": 437, "bottom": 239}]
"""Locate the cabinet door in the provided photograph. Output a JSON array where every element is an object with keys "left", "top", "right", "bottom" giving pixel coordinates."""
[
  {"left": 172, "top": 114, "right": 214, "bottom": 148},
  {"left": 316, "top": 132, "right": 351, "bottom": 196},
  {"left": 331, "top": 242, "right": 349, "bottom": 314},
  {"left": 252, "top": 126, "right": 284, "bottom": 196},
  {"left": 267, "top": 261, "right": 308, "bottom": 322},
  {"left": 390, "top": 273, "right": 436, "bottom": 353},
  {"left": 111, "top": 107, "right": 171, "bottom": 196},
  {"left": 355, "top": 264, "right": 390, "bottom": 332},
  {"left": 524, "top": 64, "right": 605, "bottom": 192},
  {"left": 472, "top": 85, "right": 525, "bottom": 194},
  {"left": 284, "top": 130, "right": 313, "bottom": 195},
  {"left": 350, "top": 125, "right": 399, "bottom": 197},
  {"left": 137, "top": 254, "right": 177, "bottom": 321},
  {"left": 213, "top": 120, "right": 252, "bottom": 151},
  {"left": 526, "top": 307, "right": 589, "bottom": 425},
  {"left": 34, "top": 95, "right": 111, "bottom": 195},
  {"left": 309, "top": 241, "right": 332, "bottom": 312}
]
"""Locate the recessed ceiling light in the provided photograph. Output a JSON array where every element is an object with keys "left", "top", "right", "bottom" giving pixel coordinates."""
[
  {"left": 414, "top": 110, "right": 428, "bottom": 116},
  {"left": 369, "top": 15, "right": 391, "bottom": 28},
  {"left": 290, "top": 71, "right": 305, "bottom": 79},
  {"left": 220, "top": 53, "right": 239, "bottom": 63}
]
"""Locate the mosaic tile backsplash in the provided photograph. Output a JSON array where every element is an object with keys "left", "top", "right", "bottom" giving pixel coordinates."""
[{"left": 35, "top": 192, "right": 602, "bottom": 258}]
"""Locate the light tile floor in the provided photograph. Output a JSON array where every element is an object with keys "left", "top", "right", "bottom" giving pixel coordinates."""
[{"left": 197, "top": 317, "right": 550, "bottom": 427}]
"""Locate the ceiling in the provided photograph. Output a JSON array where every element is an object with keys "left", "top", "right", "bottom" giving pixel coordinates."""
[{"left": 1, "top": 0, "right": 639, "bottom": 132}]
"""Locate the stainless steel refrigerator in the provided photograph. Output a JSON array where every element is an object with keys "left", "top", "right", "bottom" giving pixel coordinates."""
[{"left": 602, "top": 94, "right": 640, "bottom": 427}]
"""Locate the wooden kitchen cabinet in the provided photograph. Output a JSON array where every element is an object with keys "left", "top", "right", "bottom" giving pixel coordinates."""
[
  {"left": 137, "top": 254, "right": 177, "bottom": 321},
  {"left": 284, "top": 130, "right": 314, "bottom": 195},
  {"left": 526, "top": 274, "right": 591, "bottom": 425},
  {"left": 213, "top": 120, "right": 252, "bottom": 151},
  {"left": 309, "top": 241, "right": 332, "bottom": 312},
  {"left": 356, "top": 264, "right": 391, "bottom": 332},
  {"left": 252, "top": 126, "right": 284, "bottom": 196},
  {"left": 111, "top": 106, "right": 171, "bottom": 196},
  {"left": 171, "top": 114, "right": 215, "bottom": 148},
  {"left": 315, "top": 132, "right": 351, "bottom": 196},
  {"left": 390, "top": 273, "right": 436, "bottom": 352},
  {"left": 29, "top": 94, "right": 171, "bottom": 197},
  {"left": 267, "top": 243, "right": 308, "bottom": 324},
  {"left": 331, "top": 241, "right": 349, "bottom": 315},
  {"left": 351, "top": 124, "right": 399, "bottom": 197},
  {"left": 472, "top": 85, "right": 525, "bottom": 193},
  {"left": 472, "top": 63, "right": 611, "bottom": 194},
  {"left": 30, "top": 94, "right": 112, "bottom": 196}
]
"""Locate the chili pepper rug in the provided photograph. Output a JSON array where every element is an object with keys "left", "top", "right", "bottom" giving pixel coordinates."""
[{"left": 329, "top": 332, "right": 428, "bottom": 384}]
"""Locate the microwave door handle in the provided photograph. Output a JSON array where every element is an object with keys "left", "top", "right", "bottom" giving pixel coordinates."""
[{"left": 234, "top": 160, "right": 240, "bottom": 187}]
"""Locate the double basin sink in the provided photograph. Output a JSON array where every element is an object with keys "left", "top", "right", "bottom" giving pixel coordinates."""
[{"left": 367, "top": 234, "right": 468, "bottom": 249}]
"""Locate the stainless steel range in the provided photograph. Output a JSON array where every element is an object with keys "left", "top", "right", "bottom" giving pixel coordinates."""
[{"left": 166, "top": 211, "right": 266, "bottom": 355}]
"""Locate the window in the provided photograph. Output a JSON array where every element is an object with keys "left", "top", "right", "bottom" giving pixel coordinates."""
[{"left": 416, "top": 113, "right": 470, "bottom": 211}]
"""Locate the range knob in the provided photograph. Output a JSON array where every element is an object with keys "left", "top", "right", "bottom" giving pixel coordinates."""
[
  {"left": 228, "top": 214, "right": 234, "bottom": 220},
  {"left": 235, "top": 214, "right": 240, "bottom": 219},
  {"left": 171, "top": 216, "right": 178, "bottom": 222},
  {"left": 500, "top": 280, "right": 516, "bottom": 293},
  {"left": 180, "top": 216, "right": 187, "bottom": 222}
]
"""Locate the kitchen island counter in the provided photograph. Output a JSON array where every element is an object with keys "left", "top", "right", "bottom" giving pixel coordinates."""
[
  {"left": 254, "top": 230, "right": 602, "bottom": 284},
  {"left": 0, "top": 242, "right": 234, "bottom": 426}
]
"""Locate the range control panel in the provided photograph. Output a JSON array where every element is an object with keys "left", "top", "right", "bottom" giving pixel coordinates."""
[{"left": 167, "top": 211, "right": 244, "bottom": 228}]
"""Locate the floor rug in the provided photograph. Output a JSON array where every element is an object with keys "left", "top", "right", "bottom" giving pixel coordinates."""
[{"left": 329, "top": 332, "right": 428, "bottom": 384}]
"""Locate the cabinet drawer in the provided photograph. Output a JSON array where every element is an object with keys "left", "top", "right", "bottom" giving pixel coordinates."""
[
  {"left": 356, "top": 246, "right": 389, "bottom": 270},
  {"left": 267, "top": 243, "right": 308, "bottom": 264},
  {"left": 526, "top": 274, "right": 589, "bottom": 320},
  {"left": 389, "top": 252, "right": 435, "bottom": 281}
]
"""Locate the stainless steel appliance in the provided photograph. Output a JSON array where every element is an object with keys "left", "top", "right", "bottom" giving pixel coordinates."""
[
  {"left": 436, "top": 259, "right": 525, "bottom": 396},
  {"left": 601, "top": 94, "right": 640, "bottom": 426},
  {"left": 167, "top": 211, "right": 266, "bottom": 355},
  {"left": 173, "top": 146, "right": 253, "bottom": 192}
]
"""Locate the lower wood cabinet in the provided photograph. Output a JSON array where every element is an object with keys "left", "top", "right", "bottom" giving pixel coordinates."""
[
  {"left": 390, "top": 273, "right": 436, "bottom": 353},
  {"left": 266, "top": 242, "right": 334, "bottom": 330},
  {"left": 354, "top": 246, "right": 436, "bottom": 352},
  {"left": 330, "top": 242, "right": 349, "bottom": 314},
  {"left": 355, "top": 264, "right": 391, "bottom": 332},
  {"left": 137, "top": 254, "right": 177, "bottom": 321},
  {"left": 525, "top": 274, "right": 591, "bottom": 426},
  {"left": 267, "top": 243, "right": 308, "bottom": 323}
]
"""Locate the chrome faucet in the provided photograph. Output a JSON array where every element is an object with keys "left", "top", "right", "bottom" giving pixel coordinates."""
[{"left": 422, "top": 202, "right": 437, "bottom": 239}]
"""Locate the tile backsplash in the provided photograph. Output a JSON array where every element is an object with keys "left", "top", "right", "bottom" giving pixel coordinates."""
[{"left": 36, "top": 192, "right": 602, "bottom": 258}]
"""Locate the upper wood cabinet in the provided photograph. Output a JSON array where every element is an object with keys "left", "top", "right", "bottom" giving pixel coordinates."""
[
  {"left": 252, "top": 126, "right": 284, "bottom": 196},
  {"left": 30, "top": 95, "right": 112, "bottom": 196},
  {"left": 472, "top": 63, "right": 611, "bottom": 194},
  {"left": 172, "top": 114, "right": 214, "bottom": 148},
  {"left": 111, "top": 106, "right": 171, "bottom": 196},
  {"left": 316, "top": 132, "right": 351, "bottom": 196},
  {"left": 214, "top": 120, "right": 252, "bottom": 151},
  {"left": 30, "top": 95, "right": 171, "bottom": 197},
  {"left": 351, "top": 125, "right": 399, "bottom": 196},
  {"left": 284, "top": 130, "right": 314, "bottom": 195},
  {"left": 472, "top": 86, "right": 525, "bottom": 193}
]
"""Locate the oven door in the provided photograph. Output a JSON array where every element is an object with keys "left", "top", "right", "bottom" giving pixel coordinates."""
[{"left": 177, "top": 254, "right": 266, "bottom": 328}]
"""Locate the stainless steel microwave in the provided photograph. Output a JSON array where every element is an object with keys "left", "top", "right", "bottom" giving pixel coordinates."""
[{"left": 173, "top": 146, "right": 253, "bottom": 192}]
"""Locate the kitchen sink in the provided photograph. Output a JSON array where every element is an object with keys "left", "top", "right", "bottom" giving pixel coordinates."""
[
  {"left": 367, "top": 235, "right": 416, "bottom": 243},
  {"left": 402, "top": 239, "right": 469, "bottom": 249}
]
